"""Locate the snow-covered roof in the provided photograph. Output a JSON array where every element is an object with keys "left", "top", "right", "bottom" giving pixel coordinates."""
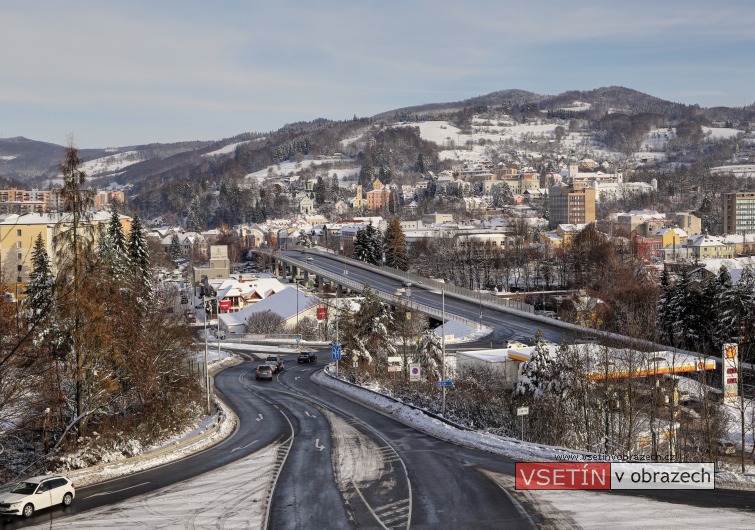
[{"left": 218, "top": 286, "right": 319, "bottom": 328}]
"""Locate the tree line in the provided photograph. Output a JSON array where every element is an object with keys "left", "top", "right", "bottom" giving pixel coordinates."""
[{"left": 0, "top": 146, "right": 201, "bottom": 482}]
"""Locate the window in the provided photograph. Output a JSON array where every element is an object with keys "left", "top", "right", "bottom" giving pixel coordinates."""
[
  {"left": 17, "top": 229, "right": 22, "bottom": 237},
  {"left": 17, "top": 253, "right": 22, "bottom": 260},
  {"left": 16, "top": 241, "right": 21, "bottom": 249},
  {"left": 17, "top": 265, "right": 22, "bottom": 272}
]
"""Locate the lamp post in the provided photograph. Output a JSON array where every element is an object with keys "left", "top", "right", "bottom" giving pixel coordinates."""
[
  {"left": 441, "top": 286, "right": 446, "bottom": 417},
  {"left": 202, "top": 296, "right": 216, "bottom": 415}
]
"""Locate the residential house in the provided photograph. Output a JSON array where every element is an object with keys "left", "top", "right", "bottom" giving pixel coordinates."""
[{"left": 0, "top": 211, "right": 131, "bottom": 298}]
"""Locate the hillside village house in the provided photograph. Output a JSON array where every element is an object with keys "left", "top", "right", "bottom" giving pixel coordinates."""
[{"left": 0, "top": 211, "right": 132, "bottom": 299}]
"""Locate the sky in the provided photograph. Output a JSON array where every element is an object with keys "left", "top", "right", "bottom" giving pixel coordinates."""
[{"left": 2, "top": 0, "right": 755, "bottom": 148}]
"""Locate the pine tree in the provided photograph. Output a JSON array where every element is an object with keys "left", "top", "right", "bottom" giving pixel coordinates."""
[
  {"left": 128, "top": 214, "right": 152, "bottom": 299},
  {"left": 656, "top": 268, "right": 675, "bottom": 344},
  {"left": 101, "top": 205, "right": 129, "bottom": 281},
  {"left": 169, "top": 233, "right": 183, "bottom": 262},
  {"left": 314, "top": 176, "right": 326, "bottom": 205},
  {"left": 353, "top": 228, "right": 370, "bottom": 263},
  {"left": 712, "top": 265, "right": 737, "bottom": 351},
  {"left": 24, "top": 233, "right": 54, "bottom": 316},
  {"left": 384, "top": 217, "right": 408, "bottom": 270},
  {"left": 416, "top": 327, "right": 442, "bottom": 379},
  {"left": 365, "top": 222, "right": 383, "bottom": 265},
  {"left": 515, "top": 330, "right": 553, "bottom": 397}
]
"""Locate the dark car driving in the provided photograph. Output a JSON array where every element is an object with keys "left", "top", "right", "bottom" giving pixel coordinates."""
[
  {"left": 255, "top": 364, "right": 274, "bottom": 380},
  {"left": 298, "top": 351, "right": 317, "bottom": 363}
]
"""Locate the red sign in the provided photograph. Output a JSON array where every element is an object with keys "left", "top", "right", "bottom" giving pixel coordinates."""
[
  {"left": 516, "top": 463, "right": 610, "bottom": 490},
  {"left": 218, "top": 300, "right": 232, "bottom": 311},
  {"left": 317, "top": 307, "right": 327, "bottom": 320}
]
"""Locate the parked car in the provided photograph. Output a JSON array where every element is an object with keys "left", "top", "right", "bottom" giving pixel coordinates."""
[
  {"left": 0, "top": 475, "right": 75, "bottom": 518},
  {"left": 266, "top": 355, "right": 284, "bottom": 373},
  {"left": 255, "top": 365, "right": 274, "bottom": 381},
  {"left": 298, "top": 351, "right": 317, "bottom": 363},
  {"left": 717, "top": 440, "right": 736, "bottom": 455}
]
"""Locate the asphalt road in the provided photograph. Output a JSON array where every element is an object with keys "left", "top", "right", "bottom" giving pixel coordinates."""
[{"left": 268, "top": 354, "right": 532, "bottom": 529}]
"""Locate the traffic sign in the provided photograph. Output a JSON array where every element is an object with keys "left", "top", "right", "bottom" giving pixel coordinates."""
[
  {"left": 295, "top": 337, "right": 301, "bottom": 343},
  {"left": 436, "top": 380, "right": 453, "bottom": 387},
  {"left": 409, "top": 364, "right": 421, "bottom": 382},
  {"left": 332, "top": 352, "right": 342, "bottom": 361},
  {"left": 331, "top": 344, "right": 342, "bottom": 355},
  {"left": 517, "top": 406, "right": 530, "bottom": 416}
]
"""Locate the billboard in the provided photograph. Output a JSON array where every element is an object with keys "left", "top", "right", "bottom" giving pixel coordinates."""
[
  {"left": 723, "top": 343, "right": 739, "bottom": 404},
  {"left": 218, "top": 299, "right": 232, "bottom": 311}
]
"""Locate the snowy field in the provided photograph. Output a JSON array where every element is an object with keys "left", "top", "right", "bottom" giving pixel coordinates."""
[
  {"left": 202, "top": 140, "right": 252, "bottom": 157},
  {"left": 243, "top": 157, "right": 359, "bottom": 185},
  {"left": 79, "top": 150, "right": 144, "bottom": 176}
]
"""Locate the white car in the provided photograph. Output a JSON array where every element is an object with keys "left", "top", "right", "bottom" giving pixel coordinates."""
[{"left": 0, "top": 475, "right": 75, "bottom": 518}]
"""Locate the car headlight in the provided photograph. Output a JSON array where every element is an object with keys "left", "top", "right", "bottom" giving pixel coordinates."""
[{"left": 9, "top": 502, "right": 22, "bottom": 508}]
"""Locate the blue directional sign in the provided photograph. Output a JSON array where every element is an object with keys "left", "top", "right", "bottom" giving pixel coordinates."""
[
  {"left": 332, "top": 352, "right": 342, "bottom": 361},
  {"left": 436, "top": 380, "right": 453, "bottom": 387},
  {"left": 331, "top": 344, "right": 342, "bottom": 355}
]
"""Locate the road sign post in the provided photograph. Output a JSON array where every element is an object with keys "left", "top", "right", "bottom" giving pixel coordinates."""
[
  {"left": 517, "top": 406, "right": 530, "bottom": 440},
  {"left": 409, "top": 364, "right": 420, "bottom": 382}
]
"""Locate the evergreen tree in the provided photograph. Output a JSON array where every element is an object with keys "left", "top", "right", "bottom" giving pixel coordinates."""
[
  {"left": 416, "top": 327, "right": 442, "bottom": 379},
  {"left": 383, "top": 217, "right": 408, "bottom": 270},
  {"left": 169, "top": 233, "right": 183, "bottom": 262},
  {"left": 128, "top": 214, "right": 152, "bottom": 299},
  {"left": 340, "top": 285, "right": 396, "bottom": 364},
  {"left": 353, "top": 228, "right": 370, "bottom": 263},
  {"left": 515, "top": 330, "right": 553, "bottom": 397},
  {"left": 330, "top": 174, "right": 341, "bottom": 201},
  {"left": 735, "top": 266, "right": 755, "bottom": 361},
  {"left": 656, "top": 268, "right": 675, "bottom": 345},
  {"left": 365, "top": 222, "right": 383, "bottom": 265},
  {"left": 102, "top": 205, "right": 129, "bottom": 281},
  {"left": 24, "top": 233, "right": 54, "bottom": 316},
  {"left": 712, "top": 265, "right": 737, "bottom": 351},
  {"left": 415, "top": 153, "right": 426, "bottom": 174},
  {"left": 314, "top": 176, "right": 326, "bottom": 205}
]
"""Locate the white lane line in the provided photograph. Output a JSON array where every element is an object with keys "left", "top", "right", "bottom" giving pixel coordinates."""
[
  {"left": 84, "top": 481, "right": 150, "bottom": 499},
  {"left": 231, "top": 439, "right": 259, "bottom": 452}
]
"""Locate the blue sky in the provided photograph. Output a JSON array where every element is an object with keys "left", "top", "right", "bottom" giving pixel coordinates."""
[{"left": 2, "top": 1, "right": 754, "bottom": 148}]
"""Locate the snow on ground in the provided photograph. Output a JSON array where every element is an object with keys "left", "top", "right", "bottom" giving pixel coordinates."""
[
  {"left": 202, "top": 140, "right": 250, "bottom": 157},
  {"left": 0, "top": 155, "right": 17, "bottom": 161},
  {"left": 487, "top": 472, "right": 754, "bottom": 530},
  {"left": 79, "top": 151, "right": 144, "bottom": 176},
  {"left": 703, "top": 127, "right": 742, "bottom": 140},
  {"left": 243, "top": 157, "right": 358, "bottom": 183},
  {"left": 711, "top": 164, "right": 755, "bottom": 178},
  {"left": 556, "top": 101, "right": 592, "bottom": 112},
  {"left": 30, "top": 441, "right": 278, "bottom": 529}
]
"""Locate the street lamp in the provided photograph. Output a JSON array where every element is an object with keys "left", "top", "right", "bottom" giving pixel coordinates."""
[{"left": 202, "top": 296, "right": 217, "bottom": 415}]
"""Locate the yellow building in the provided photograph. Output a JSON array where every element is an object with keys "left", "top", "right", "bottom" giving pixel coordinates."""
[{"left": 0, "top": 212, "right": 131, "bottom": 298}]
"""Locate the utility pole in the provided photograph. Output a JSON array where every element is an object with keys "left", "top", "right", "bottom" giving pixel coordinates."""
[{"left": 441, "top": 287, "right": 446, "bottom": 417}]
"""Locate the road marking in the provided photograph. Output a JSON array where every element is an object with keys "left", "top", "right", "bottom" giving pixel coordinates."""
[
  {"left": 84, "top": 481, "right": 150, "bottom": 499},
  {"left": 256, "top": 414, "right": 264, "bottom": 421},
  {"left": 231, "top": 439, "right": 259, "bottom": 452},
  {"left": 315, "top": 439, "right": 325, "bottom": 451},
  {"left": 305, "top": 410, "right": 316, "bottom": 418}
]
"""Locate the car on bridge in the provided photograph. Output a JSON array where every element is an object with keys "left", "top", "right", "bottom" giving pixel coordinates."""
[{"left": 298, "top": 351, "right": 317, "bottom": 363}]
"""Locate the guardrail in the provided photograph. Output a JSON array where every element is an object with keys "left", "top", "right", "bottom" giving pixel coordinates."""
[{"left": 267, "top": 246, "right": 534, "bottom": 315}]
